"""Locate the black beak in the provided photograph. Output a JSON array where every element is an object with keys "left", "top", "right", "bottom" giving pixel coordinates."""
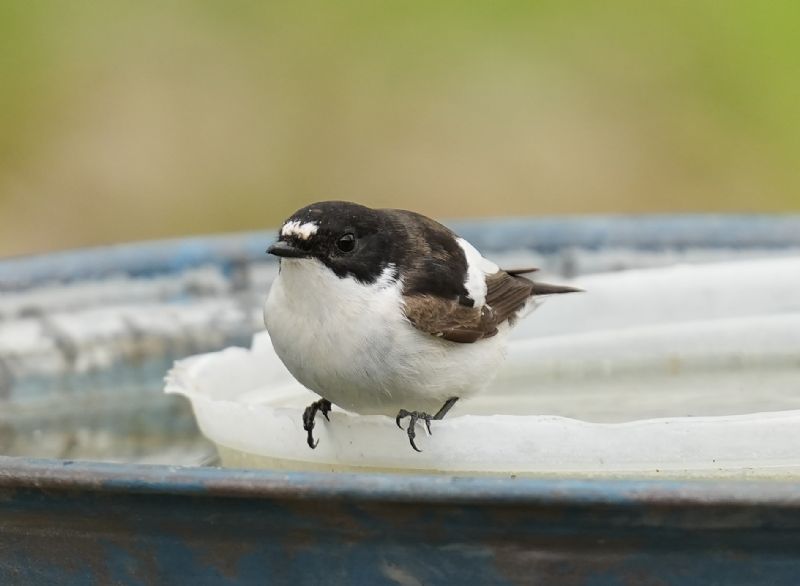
[{"left": 267, "top": 240, "right": 311, "bottom": 259}]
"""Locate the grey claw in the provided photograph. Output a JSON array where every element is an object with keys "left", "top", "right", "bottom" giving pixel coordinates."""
[
  {"left": 396, "top": 409, "right": 410, "bottom": 430},
  {"left": 303, "top": 399, "right": 332, "bottom": 449},
  {"left": 395, "top": 409, "right": 430, "bottom": 452}
]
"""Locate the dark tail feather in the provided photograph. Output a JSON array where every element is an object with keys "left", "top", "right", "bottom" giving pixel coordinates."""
[
  {"left": 506, "top": 267, "right": 539, "bottom": 276},
  {"left": 530, "top": 281, "right": 584, "bottom": 295}
]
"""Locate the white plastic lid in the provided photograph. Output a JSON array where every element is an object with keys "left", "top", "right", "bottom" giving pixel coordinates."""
[{"left": 166, "top": 257, "right": 800, "bottom": 477}]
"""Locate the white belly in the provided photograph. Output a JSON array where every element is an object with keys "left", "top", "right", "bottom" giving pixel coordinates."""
[{"left": 263, "top": 259, "right": 508, "bottom": 415}]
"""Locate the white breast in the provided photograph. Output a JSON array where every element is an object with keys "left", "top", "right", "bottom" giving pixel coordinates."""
[{"left": 263, "top": 258, "right": 508, "bottom": 415}]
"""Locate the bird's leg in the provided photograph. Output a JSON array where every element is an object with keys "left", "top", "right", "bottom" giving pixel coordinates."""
[
  {"left": 433, "top": 396, "right": 459, "bottom": 420},
  {"left": 302, "top": 398, "right": 332, "bottom": 449},
  {"left": 395, "top": 397, "right": 459, "bottom": 452}
]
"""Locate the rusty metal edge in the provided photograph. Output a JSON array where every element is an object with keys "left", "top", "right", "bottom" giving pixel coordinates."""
[{"left": 2, "top": 456, "right": 800, "bottom": 508}]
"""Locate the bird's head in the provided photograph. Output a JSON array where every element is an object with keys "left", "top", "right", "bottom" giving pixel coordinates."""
[{"left": 268, "top": 201, "right": 397, "bottom": 284}]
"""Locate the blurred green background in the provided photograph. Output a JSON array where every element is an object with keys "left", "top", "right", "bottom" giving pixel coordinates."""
[{"left": 1, "top": 1, "right": 799, "bottom": 257}]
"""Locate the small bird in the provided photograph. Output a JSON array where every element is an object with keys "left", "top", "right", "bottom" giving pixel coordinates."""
[{"left": 264, "top": 201, "right": 580, "bottom": 452}]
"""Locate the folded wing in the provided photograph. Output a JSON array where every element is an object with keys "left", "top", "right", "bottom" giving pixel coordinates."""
[{"left": 403, "top": 268, "right": 580, "bottom": 344}]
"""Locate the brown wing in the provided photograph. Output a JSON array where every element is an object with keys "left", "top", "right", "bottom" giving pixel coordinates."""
[
  {"left": 484, "top": 271, "right": 537, "bottom": 325},
  {"left": 402, "top": 294, "right": 498, "bottom": 343},
  {"left": 488, "top": 270, "right": 583, "bottom": 323},
  {"left": 404, "top": 270, "right": 581, "bottom": 344},
  {"left": 402, "top": 271, "right": 535, "bottom": 343}
]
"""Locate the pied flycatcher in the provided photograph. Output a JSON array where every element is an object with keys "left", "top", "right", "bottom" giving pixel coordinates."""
[{"left": 264, "top": 201, "right": 580, "bottom": 452}]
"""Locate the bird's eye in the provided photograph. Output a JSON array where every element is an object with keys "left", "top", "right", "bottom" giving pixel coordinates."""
[{"left": 336, "top": 232, "right": 356, "bottom": 253}]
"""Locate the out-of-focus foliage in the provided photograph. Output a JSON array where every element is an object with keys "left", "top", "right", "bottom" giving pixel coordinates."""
[{"left": 0, "top": 1, "right": 798, "bottom": 256}]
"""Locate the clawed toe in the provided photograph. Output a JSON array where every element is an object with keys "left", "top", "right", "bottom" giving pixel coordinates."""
[
  {"left": 394, "top": 398, "right": 458, "bottom": 453},
  {"left": 395, "top": 410, "right": 433, "bottom": 452},
  {"left": 396, "top": 409, "right": 410, "bottom": 430},
  {"left": 303, "top": 399, "right": 332, "bottom": 449}
]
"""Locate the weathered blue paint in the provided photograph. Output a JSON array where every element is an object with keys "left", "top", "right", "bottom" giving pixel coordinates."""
[
  {"left": 2, "top": 459, "right": 800, "bottom": 585},
  {"left": 2, "top": 215, "right": 800, "bottom": 584}
]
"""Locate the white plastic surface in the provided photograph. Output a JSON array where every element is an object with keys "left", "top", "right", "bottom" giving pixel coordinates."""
[{"left": 165, "top": 257, "right": 800, "bottom": 477}]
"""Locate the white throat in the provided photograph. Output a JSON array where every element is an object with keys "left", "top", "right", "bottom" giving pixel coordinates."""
[{"left": 273, "top": 258, "right": 398, "bottom": 320}]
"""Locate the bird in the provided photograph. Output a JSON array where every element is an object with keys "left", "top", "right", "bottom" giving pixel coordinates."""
[{"left": 263, "top": 201, "right": 581, "bottom": 452}]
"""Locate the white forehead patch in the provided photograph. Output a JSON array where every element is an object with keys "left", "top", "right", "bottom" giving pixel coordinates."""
[
  {"left": 281, "top": 220, "right": 319, "bottom": 240},
  {"left": 456, "top": 237, "right": 499, "bottom": 307}
]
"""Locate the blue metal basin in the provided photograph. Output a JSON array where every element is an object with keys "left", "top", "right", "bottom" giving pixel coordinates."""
[{"left": 2, "top": 215, "right": 800, "bottom": 584}]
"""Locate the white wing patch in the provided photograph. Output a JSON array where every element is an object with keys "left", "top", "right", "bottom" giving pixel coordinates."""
[
  {"left": 281, "top": 220, "right": 319, "bottom": 240},
  {"left": 456, "top": 237, "right": 499, "bottom": 307}
]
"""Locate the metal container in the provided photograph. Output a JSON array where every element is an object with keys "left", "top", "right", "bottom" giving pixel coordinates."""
[{"left": 2, "top": 215, "right": 800, "bottom": 584}]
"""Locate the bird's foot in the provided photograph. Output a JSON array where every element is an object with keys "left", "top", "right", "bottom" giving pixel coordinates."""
[
  {"left": 302, "top": 398, "right": 332, "bottom": 449},
  {"left": 395, "top": 410, "right": 432, "bottom": 452},
  {"left": 395, "top": 397, "right": 459, "bottom": 452}
]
